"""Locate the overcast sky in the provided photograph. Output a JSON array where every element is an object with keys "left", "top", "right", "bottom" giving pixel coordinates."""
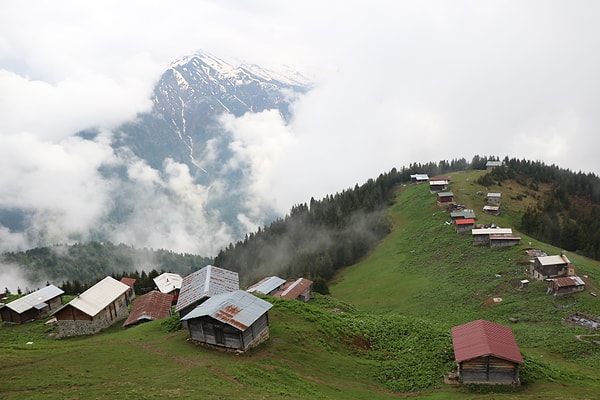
[{"left": 1, "top": 0, "right": 600, "bottom": 265}]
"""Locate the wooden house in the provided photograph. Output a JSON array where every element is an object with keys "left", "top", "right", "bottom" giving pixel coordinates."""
[
  {"left": 123, "top": 290, "right": 173, "bottom": 327},
  {"left": 483, "top": 205, "right": 500, "bottom": 215},
  {"left": 472, "top": 228, "right": 513, "bottom": 246},
  {"left": 153, "top": 272, "right": 183, "bottom": 304},
  {"left": 246, "top": 276, "right": 286, "bottom": 296},
  {"left": 410, "top": 174, "right": 429, "bottom": 183},
  {"left": 530, "top": 254, "right": 571, "bottom": 280},
  {"left": 429, "top": 180, "right": 449, "bottom": 193},
  {"left": 489, "top": 234, "right": 521, "bottom": 248},
  {"left": 180, "top": 290, "right": 273, "bottom": 352},
  {"left": 452, "top": 319, "right": 523, "bottom": 385},
  {"left": 120, "top": 277, "right": 136, "bottom": 300},
  {"left": 547, "top": 276, "right": 585, "bottom": 296},
  {"left": 437, "top": 191, "right": 454, "bottom": 205},
  {"left": 486, "top": 160, "right": 503, "bottom": 170},
  {"left": 450, "top": 210, "right": 476, "bottom": 222},
  {"left": 274, "top": 278, "right": 313, "bottom": 302},
  {"left": 485, "top": 193, "right": 502, "bottom": 205},
  {"left": 175, "top": 265, "right": 239, "bottom": 318},
  {"left": 0, "top": 285, "right": 63, "bottom": 324},
  {"left": 53, "top": 277, "right": 132, "bottom": 337},
  {"left": 455, "top": 218, "right": 475, "bottom": 233}
]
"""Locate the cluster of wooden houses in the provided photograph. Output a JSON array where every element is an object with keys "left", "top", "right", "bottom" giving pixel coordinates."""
[{"left": 0, "top": 264, "right": 313, "bottom": 352}]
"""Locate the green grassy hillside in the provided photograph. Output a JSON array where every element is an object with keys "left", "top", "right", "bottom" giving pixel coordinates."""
[{"left": 2, "top": 170, "right": 600, "bottom": 399}]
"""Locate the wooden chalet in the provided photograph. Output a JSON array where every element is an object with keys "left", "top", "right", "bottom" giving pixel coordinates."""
[
  {"left": 450, "top": 210, "right": 476, "bottom": 221},
  {"left": 274, "top": 278, "right": 313, "bottom": 302},
  {"left": 452, "top": 319, "right": 523, "bottom": 385},
  {"left": 410, "top": 174, "right": 429, "bottom": 183},
  {"left": 0, "top": 285, "right": 63, "bottom": 324},
  {"left": 429, "top": 180, "right": 449, "bottom": 193},
  {"left": 530, "top": 254, "right": 571, "bottom": 280},
  {"left": 53, "top": 277, "right": 132, "bottom": 337},
  {"left": 483, "top": 205, "right": 500, "bottom": 215},
  {"left": 180, "top": 290, "right": 273, "bottom": 352},
  {"left": 547, "top": 276, "right": 585, "bottom": 296},
  {"left": 486, "top": 160, "right": 503, "bottom": 170},
  {"left": 175, "top": 265, "right": 239, "bottom": 318},
  {"left": 472, "top": 228, "right": 513, "bottom": 246},
  {"left": 123, "top": 290, "right": 173, "bottom": 327},
  {"left": 489, "top": 234, "right": 521, "bottom": 248},
  {"left": 437, "top": 191, "right": 454, "bottom": 205},
  {"left": 246, "top": 276, "right": 286, "bottom": 296},
  {"left": 455, "top": 218, "right": 475, "bottom": 233},
  {"left": 153, "top": 272, "right": 183, "bottom": 304},
  {"left": 485, "top": 192, "right": 502, "bottom": 205}
]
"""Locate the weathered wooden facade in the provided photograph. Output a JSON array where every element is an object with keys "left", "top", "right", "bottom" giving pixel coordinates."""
[
  {"left": 430, "top": 180, "right": 449, "bottom": 193},
  {"left": 530, "top": 254, "right": 571, "bottom": 280},
  {"left": 452, "top": 319, "right": 523, "bottom": 385},
  {"left": 483, "top": 205, "right": 500, "bottom": 215},
  {"left": 485, "top": 192, "right": 502, "bottom": 205},
  {"left": 547, "top": 276, "right": 585, "bottom": 296},
  {"left": 437, "top": 191, "right": 454, "bottom": 205},
  {"left": 52, "top": 277, "right": 131, "bottom": 337},
  {"left": 181, "top": 290, "right": 273, "bottom": 352},
  {"left": 472, "top": 228, "right": 513, "bottom": 246},
  {"left": 489, "top": 234, "right": 521, "bottom": 248},
  {"left": 0, "top": 285, "right": 63, "bottom": 324}
]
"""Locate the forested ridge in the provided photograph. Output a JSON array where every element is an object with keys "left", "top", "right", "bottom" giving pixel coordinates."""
[
  {"left": 477, "top": 157, "right": 600, "bottom": 259},
  {"left": 8, "top": 155, "right": 600, "bottom": 295}
]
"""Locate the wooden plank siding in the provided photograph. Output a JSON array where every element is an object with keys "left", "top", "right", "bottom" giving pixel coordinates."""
[
  {"left": 187, "top": 314, "right": 270, "bottom": 351},
  {"left": 459, "top": 356, "right": 520, "bottom": 384}
]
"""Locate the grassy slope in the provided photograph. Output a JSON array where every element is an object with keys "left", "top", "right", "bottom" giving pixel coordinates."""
[
  {"left": 331, "top": 170, "right": 600, "bottom": 398},
  {"left": 2, "top": 169, "right": 600, "bottom": 399}
]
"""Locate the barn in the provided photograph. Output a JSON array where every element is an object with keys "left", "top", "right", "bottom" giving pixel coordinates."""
[
  {"left": 0, "top": 285, "right": 64, "bottom": 324},
  {"left": 52, "top": 276, "right": 132, "bottom": 337},
  {"left": 452, "top": 319, "right": 523, "bottom": 385},
  {"left": 175, "top": 265, "right": 239, "bottom": 318},
  {"left": 180, "top": 290, "right": 273, "bottom": 352}
]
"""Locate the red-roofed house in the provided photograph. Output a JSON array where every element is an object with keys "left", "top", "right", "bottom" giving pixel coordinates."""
[
  {"left": 120, "top": 277, "right": 136, "bottom": 300},
  {"left": 451, "top": 319, "right": 523, "bottom": 385},
  {"left": 455, "top": 218, "right": 475, "bottom": 233},
  {"left": 123, "top": 290, "right": 173, "bottom": 328},
  {"left": 274, "top": 278, "right": 313, "bottom": 302}
]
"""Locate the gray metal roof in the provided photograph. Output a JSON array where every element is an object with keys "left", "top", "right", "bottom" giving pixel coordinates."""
[
  {"left": 181, "top": 290, "right": 273, "bottom": 331},
  {"left": 537, "top": 254, "right": 571, "bottom": 266},
  {"left": 175, "top": 265, "right": 239, "bottom": 312},
  {"left": 153, "top": 272, "right": 183, "bottom": 293},
  {"left": 246, "top": 276, "right": 286, "bottom": 295},
  {"left": 4, "top": 285, "right": 64, "bottom": 314}
]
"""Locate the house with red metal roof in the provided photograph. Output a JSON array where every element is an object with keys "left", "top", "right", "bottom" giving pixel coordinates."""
[
  {"left": 274, "top": 278, "right": 313, "bottom": 302},
  {"left": 180, "top": 290, "right": 273, "bottom": 352},
  {"left": 454, "top": 218, "right": 475, "bottom": 233},
  {"left": 451, "top": 319, "right": 523, "bottom": 385},
  {"left": 123, "top": 290, "right": 173, "bottom": 328}
]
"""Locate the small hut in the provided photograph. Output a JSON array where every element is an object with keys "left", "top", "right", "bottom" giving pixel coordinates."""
[{"left": 0, "top": 285, "right": 63, "bottom": 324}]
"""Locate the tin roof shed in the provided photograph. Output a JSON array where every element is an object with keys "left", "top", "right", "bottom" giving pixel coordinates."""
[
  {"left": 175, "top": 265, "right": 239, "bottom": 313},
  {"left": 246, "top": 276, "right": 286, "bottom": 295},
  {"left": 123, "top": 290, "right": 173, "bottom": 327},
  {"left": 3, "top": 285, "right": 64, "bottom": 314}
]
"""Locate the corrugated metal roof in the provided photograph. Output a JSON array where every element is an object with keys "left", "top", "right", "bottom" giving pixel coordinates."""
[
  {"left": 455, "top": 218, "right": 475, "bottom": 225},
  {"left": 246, "top": 276, "right": 286, "bottom": 295},
  {"left": 452, "top": 319, "right": 523, "bottom": 364},
  {"left": 275, "top": 278, "right": 313, "bottom": 300},
  {"left": 429, "top": 180, "right": 448, "bottom": 185},
  {"left": 175, "top": 265, "right": 239, "bottom": 312},
  {"left": 67, "top": 277, "right": 130, "bottom": 317},
  {"left": 180, "top": 290, "right": 272, "bottom": 331},
  {"left": 5, "top": 285, "right": 64, "bottom": 314},
  {"left": 437, "top": 191, "right": 454, "bottom": 197},
  {"left": 410, "top": 174, "right": 429, "bottom": 181},
  {"left": 483, "top": 205, "right": 500, "bottom": 211},
  {"left": 537, "top": 255, "right": 570, "bottom": 266},
  {"left": 153, "top": 272, "right": 183, "bottom": 293},
  {"left": 553, "top": 276, "right": 585, "bottom": 288},
  {"left": 487, "top": 192, "right": 502, "bottom": 197},
  {"left": 123, "top": 290, "right": 173, "bottom": 327},
  {"left": 450, "top": 210, "right": 476, "bottom": 219},
  {"left": 472, "top": 228, "right": 512, "bottom": 235}
]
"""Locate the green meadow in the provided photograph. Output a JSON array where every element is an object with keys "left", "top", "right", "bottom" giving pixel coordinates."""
[{"left": 2, "top": 170, "right": 600, "bottom": 399}]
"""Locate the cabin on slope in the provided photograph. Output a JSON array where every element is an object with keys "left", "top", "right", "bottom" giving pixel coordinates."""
[
  {"left": 274, "top": 278, "right": 313, "bottom": 302},
  {"left": 123, "top": 290, "right": 173, "bottom": 328},
  {"left": 452, "top": 319, "right": 523, "bottom": 385},
  {"left": 547, "top": 276, "right": 585, "bottom": 296},
  {"left": 410, "top": 174, "right": 429, "bottom": 183},
  {"left": 530, "top": 254, "right": 572, "bottom": 280},
  {"left": 181, "top": 290, "right": 273, "bottom": 352},
  {"left": 175, "top": 265, "right": 239, "bottom": 318},
  {"left": 0, "top": 285, "right": 64, "bottom": 324},
  {"left": 52, "top": 277, "right": 132, "bottom": 337},
  {"left": 472, "top": 228, "right": 513, "bottom": 246},
  {"left": 437, "top": 191, "right": 455, "bottom": 206},
  {"left": 246, "top": 276, "right": 286, "bottom": 296},
  {"left": 455, "top": 218, "right": 475, "bottom": 233}
]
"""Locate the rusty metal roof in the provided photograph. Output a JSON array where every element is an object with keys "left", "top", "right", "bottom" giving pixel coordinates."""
[
  {"left": 175, "top": 265, "right": 239, "bottom": 312},
  {"left": 452, "top": 319, "right": 523, "bottom": 364},
  {"left": 180, "top": 290, "right": 272, "bottom": 331},
  {"left": 552, "top": 276, "right": 585, "bottom": 288},
  {"left": 120, "top": 277, "right": 136, "bottom": 288},
  {"left": 246, "top": 276, "right": 286, "bottom": 295},
  {"left": 123, "top": 290, "right": 173, "bottom": 327},
  {"left": 275, "top": 278, "right": 313, "bottom": 300}
]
